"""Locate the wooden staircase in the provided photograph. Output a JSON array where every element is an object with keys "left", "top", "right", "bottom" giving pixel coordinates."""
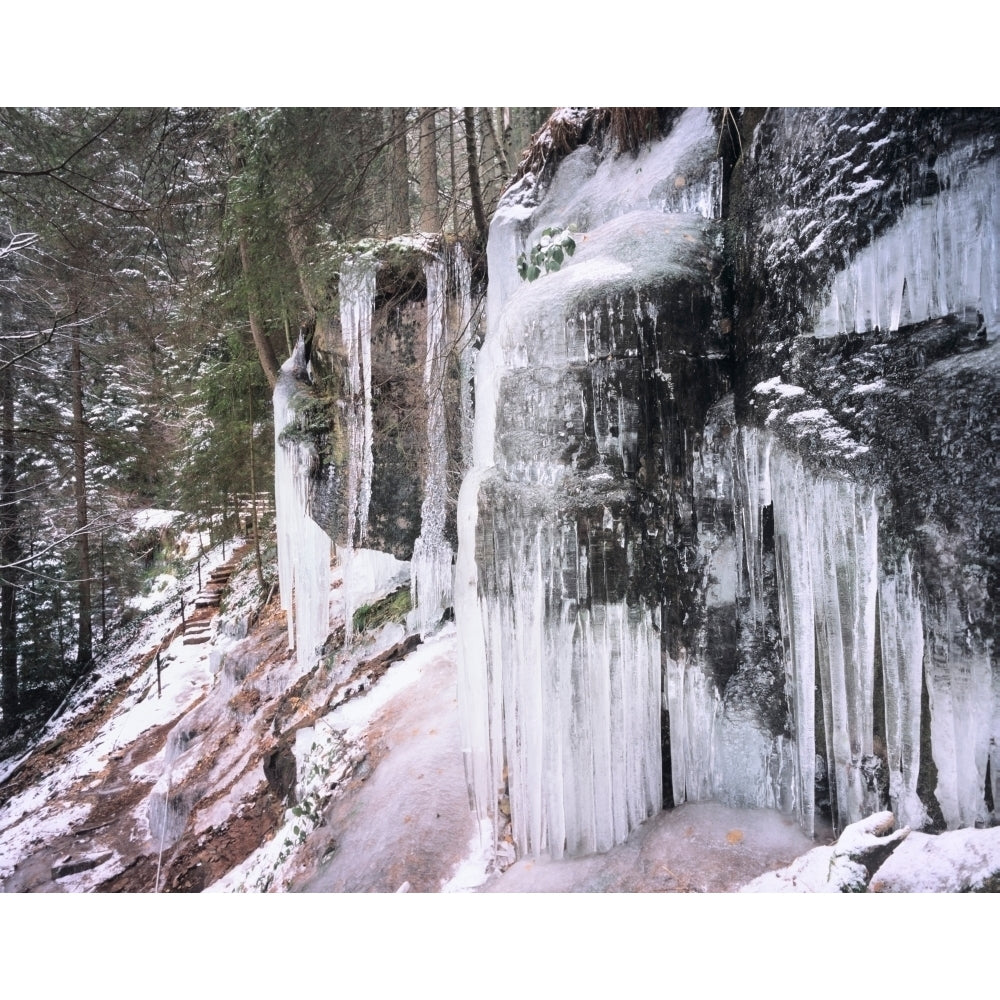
[{"left": 182, "top": 544, "right": 252, "bottom": 645}]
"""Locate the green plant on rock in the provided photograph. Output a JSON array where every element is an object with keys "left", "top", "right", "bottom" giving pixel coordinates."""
[
  {"left": 352, "top": 587, "right": 412, "bottom": 634},
  {"left": 517, "top": 226, "right": 576, "bottom": 282}
]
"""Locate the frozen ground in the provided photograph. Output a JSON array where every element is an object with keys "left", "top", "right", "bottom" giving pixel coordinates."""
[{"left": 3, "top": 513, "right": 999, "bottom": 895}]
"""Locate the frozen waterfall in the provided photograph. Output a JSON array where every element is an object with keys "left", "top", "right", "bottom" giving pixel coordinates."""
[
  {"left": 456, "top": 107, "right": 722, "bottom": 859},
  {"left": 731, "top": 421, "right": 996, "bottom": 836},
  {"left": 273, "top": 338, "right": 332, "bottom": 670}
]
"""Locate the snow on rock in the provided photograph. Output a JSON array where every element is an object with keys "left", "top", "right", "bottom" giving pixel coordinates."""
[
  {"left": 868, "top": 826, "right": 1000, "bottom": 892},
  {"left": 743, "top": 810, "right": 1000, "bottom": 893},
  {"left": 741, "top": 811, "right": 908, "bottom": 893},
  {"left": 131, "top": 507, "right": 181, "bottom": 532}
]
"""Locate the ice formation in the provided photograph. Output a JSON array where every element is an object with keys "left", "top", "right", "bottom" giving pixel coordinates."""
[
  {"left": 924, "top": 588, "right": 994, "bottom": 829},
  {"left": 269, "top": 109, "right": 999, "bottom": 866},
  {"left": 409, "top": 251, "right": 459, "bottom": 635},
  {"left": 770, "top": 443, "right": 879, "bottom": 836},
  {"left": 877, "top": 554, "right": 929, "bottom": 829},
  {"left": 729, "top": 414, "right": 997, "bottom": 836},
  {"left": 337, "top": 258, "right": 383, "bottom": 639},
  {"left": 273, "top": 339, "right": 332, "bottom": 669},
  {"left": 339, "top": 258, "right": 376, "bottom": 550},
  {"left": 813, "top": 149, "right": 1000, "bottom": 337},
  {"left": 457, "top": 107, "right": 721, "bottom": 858}
]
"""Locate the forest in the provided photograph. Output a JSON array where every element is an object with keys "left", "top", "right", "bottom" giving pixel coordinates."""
[{"left": 0, "top": 107, "right": 547, "bottom": 751}]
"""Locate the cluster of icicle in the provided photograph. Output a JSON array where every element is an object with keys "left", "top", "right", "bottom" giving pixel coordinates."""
[
  {"left": 337, "top": 247, "right": 474, "bottom": 639},
  {"left": 410, "top": 250, "right": 473, "bottom": 636},
  {"left": 455, "top": 108, "right": 724, "bottom": 860},
  {"left": 732, "top": 426, "right": 996, "bottom": 834},
  {"left": 273, "top": 339, "right": 332, "bottom": 670},
  {"left": 813, "top": 148, "right": 1000, "bottom": 337}
]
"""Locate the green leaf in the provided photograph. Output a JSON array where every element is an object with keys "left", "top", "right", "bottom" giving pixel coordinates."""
[
  {"left": 564, "top": 237, "right": 576, "bottom": 256},
  {"left": 549, "top": 246, "right": 564, "bottom": 265},
  {"left": 527, "top": 265, "right": 541, "bottom": 282}
]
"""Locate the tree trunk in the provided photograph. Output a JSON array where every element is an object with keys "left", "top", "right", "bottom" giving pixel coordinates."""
[
  {"left": 237, "top": 233, "right": 282, "bottom": 389},
  {"left": 248, "top": 390, "right": 265, "bottom": 590},
  {"left": 389, "top": 108, "right": 411, "bottom": 234},
  {"left": 448, "top": 111, "right": 459, "bottom": 234},
  {"left": 1, "top": 358, "right": 19, "bottom": 733},
  {"left": 227, "top": 116, "right": 283, "bottom": 389},
  {"left": 70, "top": 326, "right": 93, "bottom": 673},
  {"left": 418, "top": 108, "right": 441, "bottom": 233},
  {"left": 464, "top": 108, "right": 488, "bottom": 246}
]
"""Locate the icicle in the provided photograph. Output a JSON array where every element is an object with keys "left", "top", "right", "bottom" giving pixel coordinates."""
[
  {"left": 472, "top": 506, "right": 661, "bottom": 859},
  {"left": 273, "top": 337, "right": 332, "bottom": 670},
  {"left": 339, "top": 258, "right": 376, "bottom": 549},
  {"left": 813, "top": 152, "right": 1000, "bottom": 336},
  {"left": 410, "top": 251, "right": 466, "bottom": 635},
  {"left": 924, "top": 589, "right": 994, "bottom": 828},
  {"left": 878, "top": 553, "right": 929, "bottom": 829},
  {"left": 665, "top": 652, "right": 720, "bottom": 806},
  {"left": 339, "top": 258, "right": 377, "bottom": 641},
  {"left": 732, "top": 425, "right": 773, "bottom": 627},
  {"left": 771, "top": 448, "right": 818, "bottom": 836},
  {"left": 770, "top": 445, "right": 879, "bottom": 835}
]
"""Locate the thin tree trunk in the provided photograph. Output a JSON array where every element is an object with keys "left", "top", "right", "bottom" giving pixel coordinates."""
[
  {"left": 389, "top": 108, "right": 411, "bottom": 233},
  {"left": 100, "top": 531, "right": 107, "bottom": 643},
  {"left": 485, "top": 107, "right": 512, "bottom": 183},
  {"left": 464, "top": 108, "right": 488, "bottom": 246},
  {"left": 70, "top": 326, "right": 93, "bottom": 674},
  {"left": 449, "top": 110, "right": 459, "bottom": 234},
  {"left": 1, "top": 360, "right": 20, "bottom": 732},
  {"left": 418, "top": 108, "right": 441, "bottom": 232},
  {"left": 237, "top": 233, "right": 282, "bottom": 389},
  {"left": 248, "top": 390, "right": 265, "bottom": 590},
  {"left": 227, "top": 117, "right": 283, "bottom": 389}
]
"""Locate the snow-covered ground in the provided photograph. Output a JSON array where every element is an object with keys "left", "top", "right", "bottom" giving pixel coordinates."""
[
  {"left": 0, "top": 518, "right": 246, "bottom": 887},
  {"left": 4, "top": 509, "right": 1000, "bottom": 900}
]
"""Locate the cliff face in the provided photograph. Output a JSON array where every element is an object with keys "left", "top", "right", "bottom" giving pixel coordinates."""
[
  {"left": 456, "top": 108, "right": 1000, "bottom": 857},
  {"left": 274, "top": 237, "right": 482, "bottom": 652}
]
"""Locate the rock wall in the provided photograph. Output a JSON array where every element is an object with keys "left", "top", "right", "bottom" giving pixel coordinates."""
[
  {"left": 457, "top": 108, "right": 1000, "bottom": 858},
  {"left": 273, "top": 237, "right": 482, "bottom": 662}
]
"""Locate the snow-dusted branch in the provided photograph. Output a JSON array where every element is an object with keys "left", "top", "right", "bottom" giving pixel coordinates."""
[
  {"left": 0, "top": 508, "right": 121, "bottom": 574},
  {"left": 0, "top": 308, "right": 107, "bottom": 373},
  {"left": 0, "top": 231, "right": 38, "bottom": 259}
]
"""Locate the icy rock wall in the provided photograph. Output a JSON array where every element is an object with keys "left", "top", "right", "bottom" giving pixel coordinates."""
[
  {"left": 725, "top": 108, "right": 1000, "bottom": 837},
  {"left": 813, "top": 150, "right": 1000, "bottom": 339},
  {"left": 333, "top": 245, "right": 477, "bottom": 638},
  {"left": 273, "top": 339, "right": 332, "bottom": 670},
  {"left": 454, "top": 108, "right": 999, "bottom": 859},
  {"left": 733, "top": 396, "right": 996, "bottom": 835},
  {"left": 457, "top": 108, "right": 729, "bottom": 858},
  {"left": 731, "top": 422, "right": 886, "bottom": 836}
]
